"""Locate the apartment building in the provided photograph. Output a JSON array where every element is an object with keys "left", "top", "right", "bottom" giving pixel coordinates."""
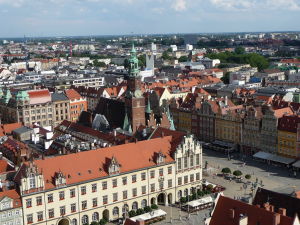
[
  {"left": 0, "top": 190, "right": 23, "bottom": 225},
  {"left": 65, "top": 89, "right": 87, "bottom": 122},
  {"left": 15, "top": 135, "right": 202, "bottom": 225}
]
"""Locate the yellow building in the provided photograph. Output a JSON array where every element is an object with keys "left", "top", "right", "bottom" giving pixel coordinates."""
[
  {"left": 15, "top": 135, "right": 202, "bottom": 225},
  {"left": 215, "top": 106, "right": 244, "bottom": 146},
  {"left": 277, "top": 115, "right": 300, "bottom": 158}
]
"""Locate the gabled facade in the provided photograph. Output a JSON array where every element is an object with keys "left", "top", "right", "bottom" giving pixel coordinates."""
[
  {"left": 14, "top": 135, "right": 202, "bottom": 225},
  {"left": 0, "top": 190, "right": 23, "bottom": 225}
]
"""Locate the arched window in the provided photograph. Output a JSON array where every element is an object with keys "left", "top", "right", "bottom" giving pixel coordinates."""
[
  {"left": 92, "top": 212, "right": 99, "bottom": 222},
  {"left": 82, "top": 215, "right": 89, "bottom": 225},
  {"left": 29, "top": 173, "right": 36, "bottom": 189},
  {"left": 178, "top": 190, "right": 182, "bottom": 199},
  {"left": 141, "top": 199, "right": 147, "bottom": 208},
  {"left": 132, "top": 202, "right": 138, "bottom": 210},
  {"left": 71, "top": 219, "right": 77, "bottom": 225},
  {"left": 113, "top": 207, "right": 119, "bottom": 216}
]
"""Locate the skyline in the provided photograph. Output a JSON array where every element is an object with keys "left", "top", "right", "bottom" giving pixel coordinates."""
[{"left": 0, "top": 0, "right": 300, "bottom": 37}]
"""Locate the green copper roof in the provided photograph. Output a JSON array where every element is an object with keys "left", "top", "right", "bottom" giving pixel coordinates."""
[
  {"left": 166, "top": 106, "right": 175, "bottom": 130},
  {"left": 146, "top": 98, "right": 152, "bottom": 114},
  {"left": 0, "top": 87, "right": 3, "bottom": 98},
  {"left": 128, "top": 42, "right": 140, "bottom": 77},
  {"left": 16, "top": 90, "right": 29, "bottom": 101},
  {"left": 123, "top": 112, "right": 131, "bottom": 131},
  {"left": 3, "top": 89, "right": 12, "bottom": 104}
]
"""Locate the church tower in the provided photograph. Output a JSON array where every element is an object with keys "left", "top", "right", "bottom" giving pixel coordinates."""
[{"left": 124, "top": 43, "right": 146, "bottom": 133}]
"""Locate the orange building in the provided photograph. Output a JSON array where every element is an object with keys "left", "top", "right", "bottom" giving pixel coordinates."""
[{"left": 65, "top": 89, "right": 87, "bottom": 122}]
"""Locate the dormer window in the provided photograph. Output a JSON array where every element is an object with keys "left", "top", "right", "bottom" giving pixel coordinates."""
[
  {"left": 54, "top": 171, "right": 66, "bottom": 187},
  {"left": 156, "top": 151, "right": 166, "bottom": 165},
  {"left": 108, "top": 157, "right": 121, "bottom": 175}
]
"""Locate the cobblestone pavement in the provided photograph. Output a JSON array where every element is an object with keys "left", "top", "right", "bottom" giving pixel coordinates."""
[{"left": 203, "top": 149, "right": 300, "bottom": 198}]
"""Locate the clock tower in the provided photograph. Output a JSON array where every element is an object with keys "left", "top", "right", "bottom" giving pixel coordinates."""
[{"left": 124, "top": 43, "right": 146, "bottom": 133}]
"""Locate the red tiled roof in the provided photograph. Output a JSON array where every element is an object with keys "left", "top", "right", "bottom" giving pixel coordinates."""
[
  {"left": 1, "top": 122, "right": 23, "bottom": 135},
  {"left": 65, "top": 89, "right": 83, "bottom": 100},
  {"left": 210, "top": 195, "right": 294, "bottom": 225},
  {"left": 0, "top": 189, "right": 22, "bottom": 208},
  {"left": 18, "top": 136, "right": 173, "bottom": 190},
  {"left": 274, "top": 107, "right": 293, "bottom": 118},
  {"left": 28, "top": 89, "right": 51, "bottom": 105},
  {"left": 0, "top": 159, "right": 12, "bottom": 173}
]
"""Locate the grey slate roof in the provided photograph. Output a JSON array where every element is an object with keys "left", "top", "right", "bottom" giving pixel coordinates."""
[
  {"left": 12, "top": 126, "right": 32, "bottom": 134},
  {"left": 51, "top": 92, "right": 69, "bottom": 102}
]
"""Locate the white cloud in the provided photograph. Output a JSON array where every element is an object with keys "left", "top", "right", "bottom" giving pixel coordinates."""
[
  {"left": 209, "top": 0, "right": 255, "bottom": 11},
  {"left": 172, "top": 0, "right": 187, "bottom": 12}
]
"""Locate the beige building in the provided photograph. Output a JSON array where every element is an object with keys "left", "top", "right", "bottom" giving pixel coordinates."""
[{"left": 14, "top": 135, "right": 202, "bottom": 225}]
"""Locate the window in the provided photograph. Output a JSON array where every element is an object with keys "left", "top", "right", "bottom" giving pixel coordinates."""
[
  {"left": 177, "top": 158, "right": 182, "bottom": 170},
  {"left": 159, "top": 168, "right": 163, "bottom": 176},
  {"left": 178, "top": 177, "right": 182, "bottom": 185},
  {"left": 151, "top": 184, "right": 155, "bottom": 192},
  {"left": 184, "top": 175, "right": 188, "bottom": 184},
  {"left": 190, "top": 155, "right": 194, "bottom": 167},
  {"left": 190, "top": 174, "right": 194, "bottom": 182},
  {"left": 82, "top": 201, "right": 87, "bottom": 210},
  {"left": 123, "top": 190, "right": 128, "bottom": 199},
  {"left": 196, "top": 154, "right": 200, "bottom": 165},
  {"left": 70, "top": 189, "right": 76, "bottom": 198},
  {"left": 122, "top": 177, "right": 127, "bottom": 185},
  {"left": 141, "top": 172, "right": 146, "bottom": 181},
  {"left": 59, "top": 191, "right": 65, "bottom": 200},
  {"left": 196, "top": 173, "right": 200, "bottom": 181},
  {"left": 142, "top": 186, "right": 146, "bottom": 194},
  {"left": 103, "top": 195, "right": 108, "bottom": 204},
  {"left": 37, "top": 211, "right": 43, "bottom": 221},
  {"left": 132, "top": 175, "right": 137, "bottom": 183},
  {"left": 71, "top": 203, "right": 76, "bottom": 212},
  {"left": 26, "top": 199, "right": 32, "bottom": 208},
  {"left": 81, "top": 186, "right": 86, "bottom": 195},
  {"left": 168, "top": 166, "right": 172, "bottom": 174},
  {"left": 168, "top": 179, "right": 172, "bottom": 188},
  {"left": 48, "top": 209, "right": 54, "bottom": 218},
  {"left": 29, "top": 174, "right": 36, "bottom": 189},
  {"left": 36, "top": 196, "right": 42, "bottom": 206},
  {"left": 82, "top": 215, "right": 89, "bottom": 225},
  {"left": 113, "top": 193, "right": 118, "bottom": 202},
  {"left": 60, "top": 206, "right": 66, "bottom": 216},
  {"left": 102, "top": 181, "right": 107, "bottom": 190},
  {"left": 92, "top": 183, "right": 97, "bottom": 192},
  {"left": 132, "top": 188, "right": 137, "bottom": 197},
  {"left": 150, "top": 170, "right": 155, "bottom": 178},
  {"left": 93, "top": 198, "right": 98, "bottom": 207},
  {"left": 112, "top": 179, "right": 117, "bottom": 187},
  {"left": 184, "top": 157, "right": 188, "bottom": 168},
  {"left": 27, "top": 214, "right": 33, "bottom": 224}
]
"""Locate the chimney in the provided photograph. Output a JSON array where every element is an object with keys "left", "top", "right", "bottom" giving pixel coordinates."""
[
  {"left": 278, "top": 208, "right": 286, "bottom": 216},
  {"left": 273, "top": 213, "right": 281, "bottom": 225},
  {"left": 269, "top": 205, "right": 274, "bottom": 212},
  {"left": 228, "top": 209, "right": 235, "bottom": 219}
]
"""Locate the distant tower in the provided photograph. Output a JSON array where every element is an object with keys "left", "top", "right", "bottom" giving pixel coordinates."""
[
  {"left": 124, "top": 43, "right": 146, "bottom": 133},
  {"left": 70, "top": 41, "right": 73, "bottom": 57}
]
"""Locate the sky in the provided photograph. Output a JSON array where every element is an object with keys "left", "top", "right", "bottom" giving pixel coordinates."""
[{"left": 0, "top": 0, "right": 299, "bottom": 37}]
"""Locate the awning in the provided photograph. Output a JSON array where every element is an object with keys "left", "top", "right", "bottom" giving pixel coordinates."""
[
  {"left": 292, "top": 160, "right": 300, "bottom": 168},
  {"left": 253, "top": 151, "right": 272, "bottom": 160},
  {"left": 253, "top": 151, "right": 295, "bottom": 165},
  {"left": 187, "top": 196, "right": 214, "bottom": 207},
  {"left": 268, "top": 154, "right": 295, "bottom": 165},
  {"left": 130, "top": 209, "right": 167, "bottom": 222}
]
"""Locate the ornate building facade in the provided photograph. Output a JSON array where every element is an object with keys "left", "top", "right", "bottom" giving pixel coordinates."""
[{"left": 14, "top": 135, "right": 202, "bottom": 225}]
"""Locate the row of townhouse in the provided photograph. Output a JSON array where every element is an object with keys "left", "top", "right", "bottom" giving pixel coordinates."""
[
  {"left": 172, "top": 92, "right": 300, "bottom": 158},
  {"left": 3, "top": 134, "right": 202, "bottom": 225},
  {"left": 0, "top": 88, "right": 87, "bottom": 127}
]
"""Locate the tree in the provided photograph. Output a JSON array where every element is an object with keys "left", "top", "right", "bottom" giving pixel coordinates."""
[
  {"left": 178, "top": 56, "right": 188, "bottom": 62},
  {"left": 136, "top": 208, "right": 144, "bottom": 215},
  {"left": 221, "top": 167, "right": 231, "bottom": 175},
  {"left": 221, "top": 72, "right": 230, "bottom": 84},
  {"left": 206, "top": 184, "right": 214, "bottom": 191},
  {"left": 138, "top": 55, "right": 146, "bottom": 68},
  {"left": 235, "top": 46, "right": 245, "bottom": 54},
  {"left": 123, "top": 58, "right": 130, "bottom": 69},
  {"left": 129, "top": 210, "right": 137, "bottom": 217},
  {"left": 151, "top": 204, "right": 158, "bottom": 210},
  {"left": 180, "top": 197, "right": 187, "bottom": 204},
  {"left": 90, "top": 222, "right": 99, "bottom": 225},
  {"left": 245, "top": 174, "right": 251, "bottom": 180},
  {"left": 99, "top": 220, "right": 106, "bottom": 225},
  {"left": 93, "top": 59, "right": 106, "bottom": 67},
  {"left": 233, "top": 170, "right": 243, "bottom": 177},
  {"left": 144, "top": 206, "right": 152, "bottom": 213}
]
